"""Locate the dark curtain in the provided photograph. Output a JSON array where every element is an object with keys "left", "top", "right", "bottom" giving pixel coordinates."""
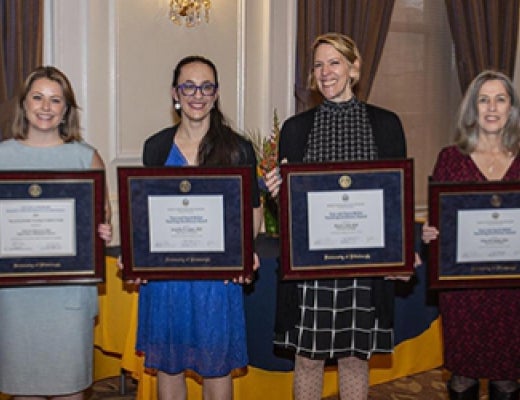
[
  {"left": 295, "top": 0, "right": 395, "bottom": 112},
  {"left": 0, "top": 0, "right": 43, "bottom": 140},
  {"left": 445, "top": 0, "right": 519, "bottom": 93}
]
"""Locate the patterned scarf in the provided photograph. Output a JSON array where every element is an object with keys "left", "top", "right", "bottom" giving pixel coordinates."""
[{"left": 303, "top": 97, "right": 378, "bottom": 162}]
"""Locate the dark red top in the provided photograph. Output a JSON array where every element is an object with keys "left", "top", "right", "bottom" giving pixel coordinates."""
[{"left": 432, "top": 145, "right": 520, "bottom": 380}]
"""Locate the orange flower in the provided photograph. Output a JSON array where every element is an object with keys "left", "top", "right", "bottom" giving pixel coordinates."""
[{"left": 258, "top": 109, "right": 280, "bottom": 175}]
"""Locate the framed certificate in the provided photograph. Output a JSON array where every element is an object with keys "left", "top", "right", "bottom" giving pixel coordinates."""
[
  {"left": 429, "top": 180, "right": 520, "bottom": 289},
  {"left": 279, "top": 159, "right": 415, "bottom": 280},
  {"left": 118, "top": 166, "right": 254, "bottom": 280},
  {"left": 0, "top": 170, "right": 106, "bottom": 286}
]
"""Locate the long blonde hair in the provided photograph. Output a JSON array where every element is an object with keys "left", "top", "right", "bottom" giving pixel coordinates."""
[{"left": 12, "top": 66, "right": 82, "bottom": 142}]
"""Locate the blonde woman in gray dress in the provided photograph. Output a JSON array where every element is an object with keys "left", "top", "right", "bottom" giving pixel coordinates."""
[{"left": 0, "top": 66, "right": 112, "bottom": 400}]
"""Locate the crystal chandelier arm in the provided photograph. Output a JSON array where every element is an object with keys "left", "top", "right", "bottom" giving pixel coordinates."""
[{"left": 169, "top": 0, "right": 211, "bottom": 27}]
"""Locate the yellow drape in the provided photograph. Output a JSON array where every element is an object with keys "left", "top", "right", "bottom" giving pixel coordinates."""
[
  {"left": 93, "top": 257, "right": 443, "bottom": 399},
  {"left": 0, "top": 258, "right": 442, "bottom": 398}
]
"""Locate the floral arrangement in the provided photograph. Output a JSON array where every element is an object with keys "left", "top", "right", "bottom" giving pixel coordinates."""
[
  {"left": 245, "top": 109, "right": 280, "bottom": 187},
  {"left": 244, "top": 109, "right": 281, "bottom": 236},
  {"left": 258, "top": 109, "right": 280, "bottom": 176}
]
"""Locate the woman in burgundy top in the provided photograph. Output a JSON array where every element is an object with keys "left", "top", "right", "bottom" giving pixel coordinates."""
[{"left": 423, "top": 70, "right": 520, "bottom": 400}]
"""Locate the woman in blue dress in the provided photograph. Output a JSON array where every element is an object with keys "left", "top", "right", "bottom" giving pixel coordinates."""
[{"left": 136, "top": 55, "right": 262, "bottom": 399}]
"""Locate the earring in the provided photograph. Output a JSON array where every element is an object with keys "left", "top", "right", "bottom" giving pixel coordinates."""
[{"left": 174, "top": 102, "right": 181, "bottom": 110}]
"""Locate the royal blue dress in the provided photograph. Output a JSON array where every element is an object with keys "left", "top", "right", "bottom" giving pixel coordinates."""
[{"left": 136, "top": 144, "right": 248, "bottom": 377}]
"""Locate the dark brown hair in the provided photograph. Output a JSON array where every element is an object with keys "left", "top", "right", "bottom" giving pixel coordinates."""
[{"left": 172, "top": 55, "right": 242, "bottom": 166}]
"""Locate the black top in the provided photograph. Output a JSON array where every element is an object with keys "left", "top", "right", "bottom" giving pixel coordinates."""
[
  {"left": 142, "top": 125, "right": 261, "bottom": 208},
  {"left": 278, "top": 103, "right": 406, "bottom": 163}
]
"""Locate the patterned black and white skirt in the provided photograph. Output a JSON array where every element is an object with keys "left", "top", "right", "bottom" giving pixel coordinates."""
[{"left": 273, "top": 278, "right": 393, "bottom": 360}]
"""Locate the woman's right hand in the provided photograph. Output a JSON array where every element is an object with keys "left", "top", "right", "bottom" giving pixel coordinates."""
[
  {"left": 263, "top": 158, "right": 286, "bottom": 198},
  {"left": 422, "top": 221, "right": 439, "bottom": 244}
]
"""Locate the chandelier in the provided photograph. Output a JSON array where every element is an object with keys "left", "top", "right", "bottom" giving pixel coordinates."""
[{"left": 169, "top": 0, "right": 211, "bottom": 28}]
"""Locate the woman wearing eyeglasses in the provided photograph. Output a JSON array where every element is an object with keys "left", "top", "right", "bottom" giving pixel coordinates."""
[{"left": 136, "top": 55, "right": 262, "bottom": 399}]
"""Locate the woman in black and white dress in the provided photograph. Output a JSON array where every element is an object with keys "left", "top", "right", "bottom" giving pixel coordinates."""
[{"left": 265, "top": 33, "right": 407, "bottom": 400}]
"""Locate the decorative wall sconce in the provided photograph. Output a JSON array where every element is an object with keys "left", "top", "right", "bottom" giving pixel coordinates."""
[{"left": 169, "top": 0, "right": 211, "bottom": 27}]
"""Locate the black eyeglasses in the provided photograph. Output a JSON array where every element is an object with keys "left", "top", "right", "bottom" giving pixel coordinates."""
[{"left": 176, "top": 82, "right": 218, "bottom": 96}]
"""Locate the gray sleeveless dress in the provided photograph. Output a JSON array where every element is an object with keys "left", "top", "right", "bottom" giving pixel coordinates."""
[{"left": 0, "top": 139, "right": 98, "bottom": 395}]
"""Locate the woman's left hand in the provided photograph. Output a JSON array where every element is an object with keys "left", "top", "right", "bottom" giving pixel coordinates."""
[
  {"left": 384, "top": 252, "right": 422, "bottom": 282},
  {"left": 98, "top": 223, "right": 112, "bottom": 244},
  {"left": 226, "top": 252, "right": 260, "bottom": 285}
]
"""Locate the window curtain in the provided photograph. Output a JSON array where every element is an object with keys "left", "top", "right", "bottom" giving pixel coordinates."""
[
  {"left": 0, "top": 0, "right": 43, "bottom": 140},
  {"left": 445, "top": 0, "right": 519, "bottom": 93},
  {"left": 295, "top": 0, "right": 395, "bottom": 112}
]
